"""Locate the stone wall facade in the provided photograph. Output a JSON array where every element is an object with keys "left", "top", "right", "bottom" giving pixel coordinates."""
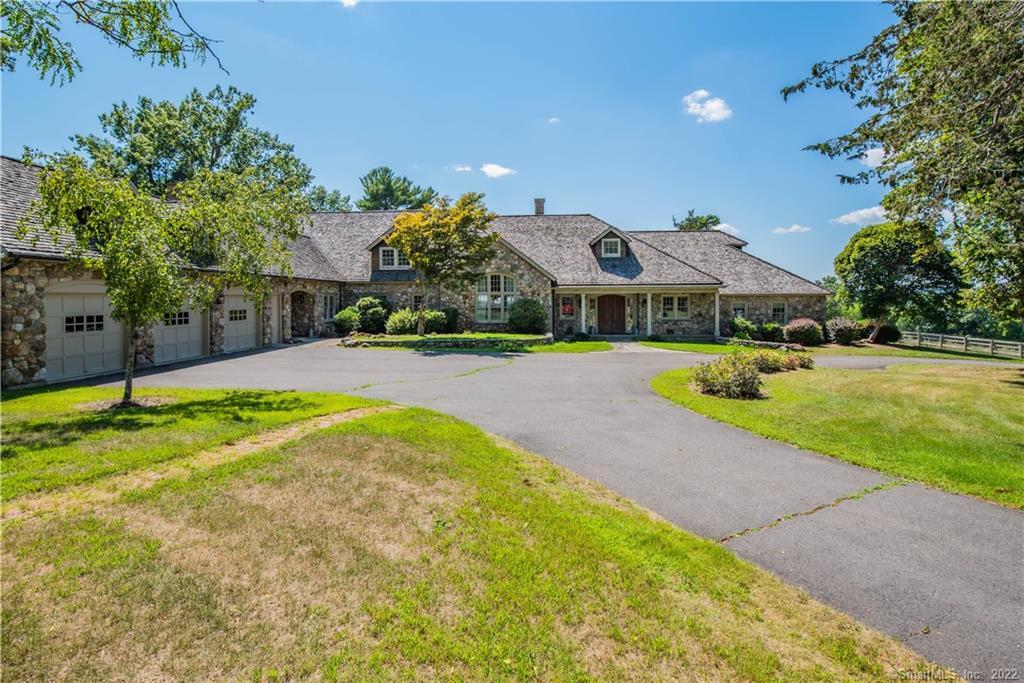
[
  {"left": 552, "top": 290, "right": 719, "bottom": 338},
  {"left": 266, "top": 277, "right": 343, "bottom": 341},
  {"left": 343, "top": 243, "right": 553, "bottom": 333},
  {"left": 719, "top": 294, "right": 826, "bottom": 335}
]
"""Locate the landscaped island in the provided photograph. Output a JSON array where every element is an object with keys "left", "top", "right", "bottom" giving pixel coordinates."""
[{"left": 1, "top": 386, "right": 934, "bottom": 680}]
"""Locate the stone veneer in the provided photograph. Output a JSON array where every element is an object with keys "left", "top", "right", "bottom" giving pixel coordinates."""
[
  {"left": 344, "top": 243, "right": 553, "bottom": 333},
  {"left": 553, "top": 291, "right": 720, "bottom": 338},
  {"left": 719, "top": 294, "right": 826, "bottom": 335}
]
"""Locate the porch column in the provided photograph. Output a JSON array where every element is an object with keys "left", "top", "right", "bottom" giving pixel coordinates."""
[
  {"left": 646, "top": 292, "right": 652, "bottom": 336},
  {"left": 580, "top": 293, "right": 587, "bottom": 334},
  {"left": 714, "top": 290, "right": 720, "bottom": 337}
]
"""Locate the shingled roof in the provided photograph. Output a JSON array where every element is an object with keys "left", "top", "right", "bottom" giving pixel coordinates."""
[{"left": 2, "top": 155, "right": 825, "bottom": 294}]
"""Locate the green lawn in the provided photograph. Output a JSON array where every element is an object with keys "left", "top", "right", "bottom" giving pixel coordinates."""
[
  {"left": 0, "top": 386, "right": 379, "bottom": 500},
  {"left": 353, "top": 332, "right": 544, "bottom": 341},
  {"left": 652, "top": 364, "right": 1024, "bottom": 508},
  {"left": 640, "top": 339, "right": 1021, "bottom": 362},
  {"left": 1, "top": 394, "right": 930, "bottom": 680},
  {"left": 527, "top": 340, "right": 612, "bottom": 353}
]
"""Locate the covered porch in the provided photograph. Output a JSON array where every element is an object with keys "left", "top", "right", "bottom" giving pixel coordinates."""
[{"left": 553, "top": 286, "right": 723, "bottom": 338}]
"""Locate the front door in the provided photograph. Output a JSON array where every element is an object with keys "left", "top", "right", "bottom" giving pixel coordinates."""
[{"left": 597, "top": 295, "right": 626, "bottom": 334}]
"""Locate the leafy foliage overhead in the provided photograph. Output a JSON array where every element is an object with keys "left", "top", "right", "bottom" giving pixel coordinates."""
[
  {"left": 783, "top": 1, "right": 1024, "bottom": 325},
  {"left": 356, "top": 166, "right": 438, "bottom": 211},
  {"left": 1, "top": 0, "right": 222, "bottom": 85},
  {"left": 672, "top": 209, "right": 721, "bottom": 232}
]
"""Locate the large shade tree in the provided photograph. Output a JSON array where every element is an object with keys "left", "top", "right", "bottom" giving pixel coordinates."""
[
  {"left": 833, "top": 222, "right": 962, "bottom": 342},
  {"left": 783, "top": 0, "right": 1024, "bottom": 331},
  {"left": 672, "top": 209, "right": 721, "bottom": 232},
  {"left": 356, "top": 166, "right": 438, "bottom": 211},
  {"left": 387, "top": 193, "right": 499, "bottom": 334},
  {"left": 1, "top": 0, "right": 221, "bottom": 84}
]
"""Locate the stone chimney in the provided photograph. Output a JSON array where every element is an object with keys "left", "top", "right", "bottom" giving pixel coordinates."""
[{"left": 534, "top": 198, "right": 545, "bottom": 215}]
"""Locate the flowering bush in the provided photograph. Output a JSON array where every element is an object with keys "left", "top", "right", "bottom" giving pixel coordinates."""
[
  {"left": 692, "top": 355, "right": 763, "bottom": 399},
  {"left": 783, "top": 318, "right": 824, "bottom": 346},
  {"left": 746, "top": 349, "right": 788, "bottom": 373},
  {"left": 826, "top": 317, "right": 861, "bottom": 345}
]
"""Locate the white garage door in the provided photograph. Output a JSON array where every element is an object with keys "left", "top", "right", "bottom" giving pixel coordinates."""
[
  {"left": 223, "top": 292, "right": 258, "bottom": 352},
  {"left": 45, "top": 285, "right": 125, "bottom": 382},
  {"left": 154, "top": 307, "right": 204, "bottom": 364}
]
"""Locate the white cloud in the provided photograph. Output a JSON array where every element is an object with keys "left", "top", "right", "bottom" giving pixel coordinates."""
[
  {"left": 860, "top": 147, "right": 885, "bottom": 168},
  {"left": 831, "top": 206, "right": 887, "bottom": 226},
  {"left": 480, "top": 163, "right": 517, "bottom": 178},
  {"left": 713, "top": 223, "right": 741, "bottom": 235},
  {"left": 547, "top": 117, "right": 560, "bottom": 125},
  {"left": 772, "top": 224, "right": 812, "bottom": 235},
  {"left": 450, "top": 164, "right": 472, "bottom": 173},
  {"left": 682, "top": 89, "right": 733, "bottom": 123},
  {"left": 340, "top": 0, "right": 358, "bottom": 7}
]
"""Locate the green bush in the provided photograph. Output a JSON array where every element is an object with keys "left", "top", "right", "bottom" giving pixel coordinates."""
[
  {"left": 864, "top": 324, "right": 902, "bottom": 344},
  {"left": 826, "top": 317, "right": 861, "bottom": 345},
  {"left": 497, "top": 340, "right": 525, "bottom": 352},
  {"left": 794, "top": 353, "right": 815, "bottom": 369},
  {"left": 692, "top": 355, "right": 763, "bottom": 399},
  {"left": 760, "top": 322, "right": 784, "bottom": 343},
  {"left": 730, "top": 316, "right": 758, "bottom": 340},
  {"left": 783, "top": 318, "right": 823, "bottom": 346},
  {"left": 746, "top": 349, "right": 788, "bottom": 373},
  {"left": 441, "top": 307, "right": 459, "bottom": 333},
  {"left": 333, "top": 306, "right": 361, "bottom": 335},
  {"left": 507, "top": 298, "right": 547, "bottom": 334},
  {"left": 384, "top": 308, "right": 417, "bottom": 335},
  {"left": 422, "top": 309, "right": 448, "bottom": 334},
  {"left": 355, "top": 296, "right": 390, "bottom": 334}
]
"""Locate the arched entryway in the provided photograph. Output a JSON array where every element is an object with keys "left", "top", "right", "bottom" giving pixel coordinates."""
[
  {"left": 597, "top": 294, "right": 626, "bottom": 335},
  {"left": 290, "top": 291, "right": 315, "bottom": 338}
]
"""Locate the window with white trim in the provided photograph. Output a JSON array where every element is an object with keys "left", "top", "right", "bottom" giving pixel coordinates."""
[
  {"left": 380, "top": 246, "right": 410, "bottom": 270},
  {"left": 323, "top": 293, "right": 339, "bottom": 321},
  {"left": 770, "top": 302, "right": 788, "bottom": 324},
  {"left": 559, "top": 295, "right": 575, "bottom": 318},
  {"left": 660, "top": 295, "right": 690, "bottom": 319},
  {"left": 731, "top": 303, "right": 747, "bottom": 319},
  {"left": 476, "top": 274, "right": 515, "bottom": 323},
  {"left": 600, "top": 237, "right": 622, "bottom": 258}
]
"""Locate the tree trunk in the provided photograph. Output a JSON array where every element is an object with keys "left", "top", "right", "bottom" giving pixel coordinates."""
[
  {"left": 867, "top": 312, "right": 887, "bottom": 343},
  {"left": 415, "top": 280, "right": 427, "bottom": 335},
  {"left": 121, "top": 328, "right": 136, "bottom": 405}
]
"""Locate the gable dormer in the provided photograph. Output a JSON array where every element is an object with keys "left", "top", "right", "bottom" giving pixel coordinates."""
[
  {"left": 588, "top": 227, "right": 632, "bottom": 259},
  {"left": 366, "top": 231, "right": 411, "bottom": 271}
]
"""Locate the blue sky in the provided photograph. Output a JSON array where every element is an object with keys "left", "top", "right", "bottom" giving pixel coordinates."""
[{"left": 1, "top": 1, "right": 894, "bottom": 280}]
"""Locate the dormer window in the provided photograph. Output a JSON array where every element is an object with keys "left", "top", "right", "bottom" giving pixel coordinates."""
[
  {"left": 601, "top": 237, "right": 622, "bottom": 258},
  {"left": 380, "top": 246, "right": 410, "bottom": 270}
]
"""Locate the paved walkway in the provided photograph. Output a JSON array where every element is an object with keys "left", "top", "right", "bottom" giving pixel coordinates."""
[{"left": 105, "top": 341, "right": 1023, "bottom": 676}]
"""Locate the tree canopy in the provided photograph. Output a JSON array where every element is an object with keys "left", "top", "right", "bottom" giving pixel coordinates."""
[
  {"left": 356, "top": 166, "right": 438, "bottom": 211},
  {"left": 1, "top": 0, "right": 221, "bottom": 85},
  {"left": 672, "top": 209, "right": 721, "bottom": 231},
  {"left": 387, "top": 193, "right": 499, "bottom": 334},
  {"left": 833, "top": 222, "right": 961, "bottom": 341},
  {"left": 784, "top": 0, "right": 1024, "bottom": 328}
]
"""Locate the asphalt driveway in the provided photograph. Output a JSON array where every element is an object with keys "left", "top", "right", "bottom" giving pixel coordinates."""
[{"left": 107, "top": 341, "right": 1023, "bottom": 676}]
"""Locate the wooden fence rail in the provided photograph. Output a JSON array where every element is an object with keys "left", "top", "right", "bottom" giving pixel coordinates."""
[{"left": 901, "top": 331, "right": 1024, "bottom": 359}]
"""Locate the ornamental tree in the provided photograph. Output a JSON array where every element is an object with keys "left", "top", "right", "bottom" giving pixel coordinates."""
[
  {"left": 833, "top": 222, "right": 961, "bottom": 342},
  {"left": 387, "top": 193, "right": 499, "bottom": 335},
  {"left": 24, "top": 153, "right": 306, "bottom": 405}
]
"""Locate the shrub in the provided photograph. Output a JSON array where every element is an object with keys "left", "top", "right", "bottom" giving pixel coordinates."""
[
  {"left": 780, "top": 353, "right": 802, "bottom": 371},
  {"left": 507, "top": 298, "right": 547, "bottom": 334},
  {"left": 692, "top": 355, "right": 763, "bottom": 399},
  {"left": 826, "top": 317, "right": 861, "bottom": 345},
  {"left": 794, "top": 353, "right": 815, "bottom": 369},
  {"left": 760, "top": 321, "right": 784, "bottom": 343},
  {"left": 333, "top": 306, "right": 361, "bottom": 335},
  {"left": 497, "top": 340, "right": 525, "bottom": 353},
  {"left": 746, "top": 349, "right": 788, "bottom": 373},
  {"left": 783, "top": 318, "right": 823, "bottom": 346},
  {"left": 355, "top": 296, "right": 390, "bottom": 334},
  {"left": 441, "top": 307, "right": 459, "bottom": 333},
  {"left": 422, "top": 309, "right": 448, "bottom": 334},
  {"left": 864, "top": 324, "right": 902, "bottom": 344},
  {"left": 730, "top": 316, "right": 759, "bottom": 340},
  {"left": 384, "top": 308, "right": 417, "bottom": 335},
  {"left": 574, "top": 332, "right": 592, "bottom": 341}
]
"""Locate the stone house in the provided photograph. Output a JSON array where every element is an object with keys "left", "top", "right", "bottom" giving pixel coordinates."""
[{"left": 1, "top": 156, "right": 826, "bottom": 386}]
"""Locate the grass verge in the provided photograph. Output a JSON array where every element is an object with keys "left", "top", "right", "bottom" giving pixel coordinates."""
[
  {"left": 0, "top": 386, "right": 380, "bottom": 500},
  {"left": 640, "top": 339, "right": 1021, "bottom": 362},
  {"left": 652, "top": 364, "right": 1024, "bottom": 508},
  {"left": 1, "top": 399, "right": 933, "bottom": 680}
]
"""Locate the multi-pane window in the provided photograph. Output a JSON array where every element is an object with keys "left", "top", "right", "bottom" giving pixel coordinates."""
[
  {"left": 601, "top": 237, "right": 621, "bottom": 258},
  {"left": 770, "top": 303, "right": 787, "bottom": 324},
  {"left": 64, "top": 314, "right": 104, "bottom": 333},
  {"left": 380, "top": 247, "right": 410, "bottom": 270},
  {"left": 731, "top": 303, "right": 747, "bottom": 319},
  {"left": 413, "top": 294, "right": 424, "bottom": 311},
  {"left": 476, "top": 274, "right": 515, "bottom": 323},
  {"left": 228, "top": 309, "right": 247, "bottom": 322},
  {"left": 560, "top": 295, "right": 575, "bottom": 318},
  {"left": 163, "top": 311, "right": 190, "bottom": 326},
  {"left": 661, "top": 295, "right": 690, "bottom": 319},
  {"left": 323, "top": 293, "right": 338, "bottom": 320}
]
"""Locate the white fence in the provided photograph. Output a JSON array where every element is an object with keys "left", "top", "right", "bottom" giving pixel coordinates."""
[{"left": 901, "top": 331, "right": 1024, "bottom": 359}]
